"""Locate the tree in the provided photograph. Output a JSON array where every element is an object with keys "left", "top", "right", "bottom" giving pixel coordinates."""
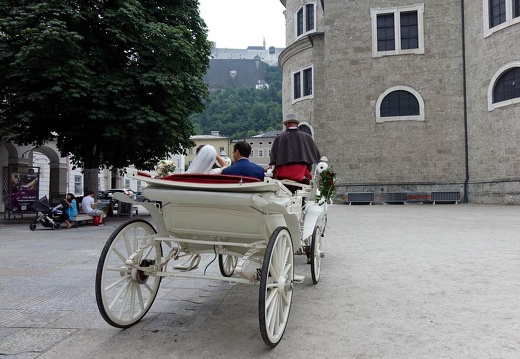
[{"left": 0, "top": 0, "right": 211, "bottom": 193}]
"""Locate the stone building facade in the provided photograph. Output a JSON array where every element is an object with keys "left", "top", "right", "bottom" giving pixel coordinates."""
[{"left": 278, "top": 0, "right": 520, "bottom": 203}]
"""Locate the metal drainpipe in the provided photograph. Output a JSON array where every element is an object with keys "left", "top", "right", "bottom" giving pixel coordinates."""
[{"left": 461, "top": 0, "right": 470, "bottom": 203}]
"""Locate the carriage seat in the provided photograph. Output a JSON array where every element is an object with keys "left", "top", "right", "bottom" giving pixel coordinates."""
[{"left": 137, "top": 171, "right": 263, "bottom": 184}]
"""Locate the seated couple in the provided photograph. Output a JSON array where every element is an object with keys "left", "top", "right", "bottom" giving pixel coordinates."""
[{"left": 187, "top": 141, "right": 264, "bottom": 181}]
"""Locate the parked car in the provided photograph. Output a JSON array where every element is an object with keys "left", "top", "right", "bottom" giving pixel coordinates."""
[
  {"left": 103, "top": 188, "right": 137, "bottom": 200},
  {"left": 135, "top": 191, "right": 149, "bottom": 202},
  {"left": 98, "top": 189, "right": 137, "bottom": 211}
]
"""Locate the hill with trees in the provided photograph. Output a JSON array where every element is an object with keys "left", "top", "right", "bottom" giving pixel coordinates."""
[{"left": 191, "top": 66, "right": 283, "bottom": 139}]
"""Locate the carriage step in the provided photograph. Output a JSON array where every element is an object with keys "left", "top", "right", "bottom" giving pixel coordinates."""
[
  {"left": 293, "top": 274, "right": 305, "bottom": 283},
  {"left": 173, "top": 254, "right": 201, "bottom": 271}
]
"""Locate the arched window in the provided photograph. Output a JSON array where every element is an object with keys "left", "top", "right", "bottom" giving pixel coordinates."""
[
  {"left": 376, "top": 86, "right": 424, "bottom": 122},
  {"left": 381, "top": 91, "right": 419, "bottom": 117},
  {"left": 493, "top": 67, "right": 520, "bottom": 103},
  {"left": 488, "top": 62, "right": 520, "bottom": 110}
]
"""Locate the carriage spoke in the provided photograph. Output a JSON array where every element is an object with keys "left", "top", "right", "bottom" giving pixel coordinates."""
[
  {"left": 129, "top": 282, "right": 136, "bottom": 319},
  {"left": 136, "top": 283, "right": 145, "bottom": 311},
  {"left": 105, "top": 273, "right": 130, "bottom": 292},
  {"left": 123, "top": 233, "right": 132, "bottom": 257},
  {"left": 117, "top": 281, "right": 132, "bottom": 318},
  {"left": 265, "top": 288, "right": 277, "bottom": 308},
  {"left": 112, "top": 247, "right": 128, "bottom": 263}
]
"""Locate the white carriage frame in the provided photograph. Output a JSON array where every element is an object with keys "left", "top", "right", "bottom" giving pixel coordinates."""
[{"left": 96, "top": 163, "right": 330, "bottom": 347}]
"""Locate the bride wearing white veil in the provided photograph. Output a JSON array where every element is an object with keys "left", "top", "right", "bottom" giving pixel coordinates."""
[{"left": 186, "top": 145, "right": 229, "bottom": 174}]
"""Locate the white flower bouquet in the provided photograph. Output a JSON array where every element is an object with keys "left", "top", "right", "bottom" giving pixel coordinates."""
[{"left": 156, "top": 159, "right": 176, "bottom": 178}]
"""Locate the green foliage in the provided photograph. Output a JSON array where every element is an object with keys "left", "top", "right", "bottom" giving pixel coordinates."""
[
  {"left": 0, "top": 0, "right": 211, "bottom": 173},
  {"left": 190, "top": 66, "right": 283, "bottom": 139}
]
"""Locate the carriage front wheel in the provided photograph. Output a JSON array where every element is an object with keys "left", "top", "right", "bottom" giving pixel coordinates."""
[
  {"left": 259, "top": 226, "right": 294, "bottom": 347},
  {"left": 95, "top": 219, "right": 161, "bottom": 328},
  {"left": 310, "top": 225, "right": 324, "bottom": 284},
  {"left": 218, "top": 254, "right": 238, "bottom": 277}
]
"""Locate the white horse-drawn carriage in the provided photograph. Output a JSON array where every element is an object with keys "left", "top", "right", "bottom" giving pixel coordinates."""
[{"left": 94, "top": 160, "right": 331, "bottom": 347}]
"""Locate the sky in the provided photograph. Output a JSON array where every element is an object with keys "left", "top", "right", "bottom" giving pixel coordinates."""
[{"left": 198, "top": 0, "right": 286, "bottom": 49}]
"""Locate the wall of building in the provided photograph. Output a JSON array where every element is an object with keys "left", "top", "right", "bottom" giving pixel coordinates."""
[
  {"left": 281, "top": 0, "right": 520, "bottom": 202},
  {"left": 464, "top": 2, "right": 520, "bottom": 203}
]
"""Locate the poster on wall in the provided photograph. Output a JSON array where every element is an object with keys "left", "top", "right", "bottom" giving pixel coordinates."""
[{"left": 9, "top": 168, "right": 39, "bottom": 213}]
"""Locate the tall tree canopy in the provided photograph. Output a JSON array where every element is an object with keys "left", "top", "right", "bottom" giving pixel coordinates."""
[{"left": 0, "top": 0, "right": 211, "bottom": 190}]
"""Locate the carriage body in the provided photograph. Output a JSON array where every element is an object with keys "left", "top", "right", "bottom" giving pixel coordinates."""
[{"left": 95, "top": 168, "right": 330, "bottom": 347}]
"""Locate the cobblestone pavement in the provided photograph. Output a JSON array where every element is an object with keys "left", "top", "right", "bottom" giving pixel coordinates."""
[{"left": 0, "top": 203, "right": 519, "bottom": 359}]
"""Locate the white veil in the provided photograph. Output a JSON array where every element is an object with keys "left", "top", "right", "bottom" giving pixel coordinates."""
[{"left": 186, "top": 145, "right": 217, "bottom": 173}]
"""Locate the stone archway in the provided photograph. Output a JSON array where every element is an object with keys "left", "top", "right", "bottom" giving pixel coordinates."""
[
  {"left": 32, "top": 144, "right": 69, "bottom": 204},
  {"left": 0, "top": 141, "right": 68, "bottom": 211}
]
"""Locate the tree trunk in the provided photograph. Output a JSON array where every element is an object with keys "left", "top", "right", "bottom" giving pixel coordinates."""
[{"left": 83, "top": 168, "right": 100, "bottom": 199}]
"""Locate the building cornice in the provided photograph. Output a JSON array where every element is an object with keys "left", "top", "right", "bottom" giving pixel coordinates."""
[{"left": 278, "top": 32, "right": 324, "bottom": 68}]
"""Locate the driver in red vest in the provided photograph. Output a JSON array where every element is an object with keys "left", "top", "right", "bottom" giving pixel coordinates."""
[{"left": 269, "top": 113, "right": 321, "bottom": 184}]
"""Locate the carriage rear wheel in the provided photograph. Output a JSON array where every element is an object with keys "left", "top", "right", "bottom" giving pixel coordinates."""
[
  {"left": 259, "top": 226, "right": 294, "bottom": 347},
  {"left": 95, "top": 219, "right": 161, "bottom": 328},
  {"left": 310, "top": 226, "right": 323, "bottom": 284},
  {"left": 218, "top": 254, "right": 238, "bottom": 277},
  {"left": 52, "top": 222, "right": 61, "bottom": 230}
]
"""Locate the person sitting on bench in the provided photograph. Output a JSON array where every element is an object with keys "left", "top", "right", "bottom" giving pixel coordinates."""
[
  {"left": 63, "top": 193, "right": 78, "bottom": 228},
  {"left": 81, "top": 191, "right": 106, "bottom": 226}
]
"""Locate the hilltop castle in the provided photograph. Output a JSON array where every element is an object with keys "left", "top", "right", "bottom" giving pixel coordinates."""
[{"left": 204, "top": 40, "right": 284, "bottom": 90}]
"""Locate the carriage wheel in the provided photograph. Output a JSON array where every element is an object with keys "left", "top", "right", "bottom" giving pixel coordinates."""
[
  {"left": 218, "top": 254, "right": 238, "bottom": 277},
  {"left": 310, "top": 226, "right": 323, "bottom": 284},
  {"left": 52, "top": 222, "right": 61, "bottom": 230},
  {"left": 95, "top": 219, "right": 161, "bottom": 328},
  {"left": 259, "top": 226, "right": 294, "bottom": 347},
  {"left": 29, "top": 223, "right": 36, "bottom": 231}
]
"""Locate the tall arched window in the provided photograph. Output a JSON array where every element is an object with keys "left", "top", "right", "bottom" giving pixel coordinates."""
[
  {"left": 376, "top": 86, "right": 425, "bottom": 122},
  {"left": 488, "top": 62, "right": 520, "bottom": 110}
]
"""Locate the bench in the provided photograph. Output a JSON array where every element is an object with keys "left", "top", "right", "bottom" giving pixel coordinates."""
[
  {"left": 72, "top": 200, "right": 103, "bottom": 227},
  {"left": 72, "top": 213, "right": 99, "bottom": 227}
]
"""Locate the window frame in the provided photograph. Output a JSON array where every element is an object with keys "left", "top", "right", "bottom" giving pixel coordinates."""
[
  {"left": 370, "top": 4, "right": 425, "bottom": 58},
  {"left": 487, "top": 61, "right": 520, "bottom": 110},
  {"left": 295, "top": 2, "right": 317, "bottom": 39},
  {"left": 376, "top": 86, "right": 425, "bottom": 123},
  {"left": 483, "top": 0, "right": 520, "bottom": 37},
  {"left": 74, "top": 175, "right": 82, "bottom": 195},
  {"left": 292, "top": 65, "right": 314, "bottom": 102}
]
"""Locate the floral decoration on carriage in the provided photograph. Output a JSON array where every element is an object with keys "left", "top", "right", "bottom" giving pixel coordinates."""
[
  {"left": 155, "top": 159, "right": 176, "bottom": 178},
  {"left": 314, "top": 164, "right": 337, "bottom": 205}
]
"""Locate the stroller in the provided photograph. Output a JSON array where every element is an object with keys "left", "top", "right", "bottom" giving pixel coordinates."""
[{"left": 29, "top": 196, "right": 64, "bottom": 231}]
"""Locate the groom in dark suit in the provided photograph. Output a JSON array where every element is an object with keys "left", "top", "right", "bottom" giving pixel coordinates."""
[{"left": 222, "top": 141, "right": 265, "bottom": 181}]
